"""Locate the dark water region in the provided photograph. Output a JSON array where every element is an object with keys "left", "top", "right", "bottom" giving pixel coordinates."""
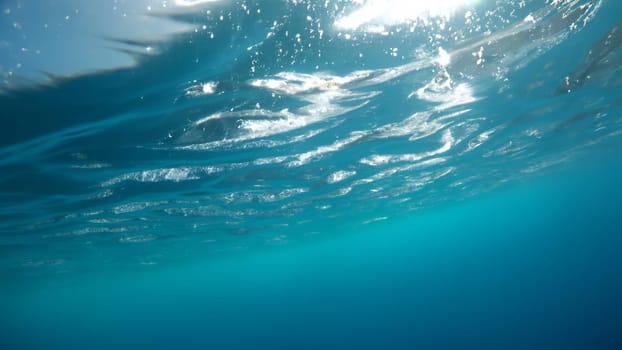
[
  {"left": 2, "top": 154, "right": 622, "bottom": 350},
  {"left": 1, "top": 0, "right": 622, "bottom": 349}
]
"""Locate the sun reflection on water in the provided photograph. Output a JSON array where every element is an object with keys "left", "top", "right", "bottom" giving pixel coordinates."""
[{"left": 335, "top": 0, "right": 480, "bottom": 30}]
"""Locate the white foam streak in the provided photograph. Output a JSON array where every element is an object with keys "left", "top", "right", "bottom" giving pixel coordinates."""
[
  {"left": 373, "top": 111, "right": 437, "bottom": 140},
  {"left": 250, "top": 72, "right": 354, "bottom": 95},
  {"left": 465, "top": 128, "right": 497, "bottom": 153},
  {"left": 327, "top": 170, "right": 357, "bottom": 184},
  {"left": 251, "top": 70, "right": 389, "bottom": 100},
  {"left": 219, "top": 188, "right": 308, "bottom": 204},
  {"left": 288, "top": 133, "right": 366, "bottom": 167},
  {"left": 414, "top": 76, "right": 478, "bottom": 110},
  {"left": 353, "top": 158, "right": 448, "bottom": 186},
  {"left": 113, "top": 201, "right": 168, "bottom": 214},
  {"left": 102, "top": 166, "right": 222, "bottom": 186},
  {"left": 361, "top": 129, "right": 455, "bottom": 166}
]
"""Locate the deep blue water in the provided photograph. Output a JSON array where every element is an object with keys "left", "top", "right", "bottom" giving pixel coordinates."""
[{"left": 1, "top": 0, "right": 622, "bottom": 349}]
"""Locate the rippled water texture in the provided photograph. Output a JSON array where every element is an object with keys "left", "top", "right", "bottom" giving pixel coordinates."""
[{"left": 1, "top": 0, "right": 622, "bottom": 274}]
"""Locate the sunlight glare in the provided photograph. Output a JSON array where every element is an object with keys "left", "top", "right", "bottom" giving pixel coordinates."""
[{"left": 335, "top": 0, "right": 479, "bottom": 30}]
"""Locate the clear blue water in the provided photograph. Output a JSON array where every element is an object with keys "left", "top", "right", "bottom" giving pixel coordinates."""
[{"left": 1, "top": 0, "right": 622, "bottom": 349}]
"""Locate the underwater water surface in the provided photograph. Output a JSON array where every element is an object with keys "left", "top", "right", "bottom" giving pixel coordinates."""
[{"left": 1, "top": 0, "right": 622, "bottom": 349}]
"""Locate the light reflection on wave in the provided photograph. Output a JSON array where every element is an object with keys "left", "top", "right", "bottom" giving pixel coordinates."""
[
  {"left": 175, "top": 71, "right": 379, "bottom": 150},
  {"left": 1, "top": 0, "right": 620, "bottom": 272},
  {"left": 334, "top": 0, "right": 479, "bottom": 31}
]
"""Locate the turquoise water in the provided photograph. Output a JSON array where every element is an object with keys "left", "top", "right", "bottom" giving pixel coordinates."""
[{"left": 1, "top": 0, "right": 622, "bottom": 349}]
